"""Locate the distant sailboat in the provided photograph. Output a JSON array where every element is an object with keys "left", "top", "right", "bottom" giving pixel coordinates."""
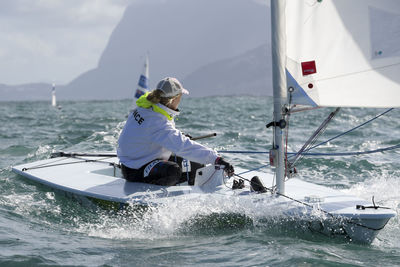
[
  {"left": 51, "top": 83, "right": 57, "bottom": 107},
  {"left": 51, "top": 83, "right": 62, "bottom": 110},
  {"left": 133, "top": 55, "right": 149, "bottom": 104}
]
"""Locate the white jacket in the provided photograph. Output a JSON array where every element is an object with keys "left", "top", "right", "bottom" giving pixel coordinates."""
[{"left": 117, "top": 104, "right": 218, "bottom": 169}]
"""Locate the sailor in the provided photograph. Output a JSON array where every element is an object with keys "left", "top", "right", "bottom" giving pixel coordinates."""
[{"left": 117, "top": 77, "right": 234, "bottom": 186}]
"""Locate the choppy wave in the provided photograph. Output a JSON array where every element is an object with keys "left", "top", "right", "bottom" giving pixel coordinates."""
[{"left": 1, "top": 98, "right": 399, "bottom": 266}]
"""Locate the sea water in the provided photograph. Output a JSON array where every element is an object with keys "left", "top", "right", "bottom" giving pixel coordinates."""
[{"left": 0, "top": 96, "right": 399, "bottom": 266}]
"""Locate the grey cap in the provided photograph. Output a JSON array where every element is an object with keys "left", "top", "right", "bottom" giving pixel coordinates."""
[{"left": 156, "top": 77, "right": 189, "bottom": 98}]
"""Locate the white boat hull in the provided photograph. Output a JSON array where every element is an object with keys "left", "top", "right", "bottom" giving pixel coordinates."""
[{"left": 12, "top": 154, "right": 395, "bottom": 244}]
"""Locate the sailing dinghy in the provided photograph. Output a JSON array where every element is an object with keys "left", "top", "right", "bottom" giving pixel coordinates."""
[{"left": 12, "top": 0, "right": 399, "bottom": 244}]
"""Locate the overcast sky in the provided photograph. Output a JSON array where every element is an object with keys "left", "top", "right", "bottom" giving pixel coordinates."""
[
  {"left": 0, "top": 0, "right": 268, "bottom": 87},
  {"left": 0, "top": 0, "right": 136, "bottom": 86}
]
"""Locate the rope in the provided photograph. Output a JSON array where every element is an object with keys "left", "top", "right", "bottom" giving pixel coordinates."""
[
  {"left": 218, "top": 150, "right": 268, "bottom": 154},
  {"left": 289, "top": 144, "right": 400, "bottom": 156},
  {"left": 304, "top": 108, "right": 394, "bottom": 152},
  {"left": 219, "top": 142, "right": 400, "bottom": 176},
  {"left": 289, "top": 107, "right": 340, "bottom": 168},
  {"left": 218, "top": 143, "right": 400, "bottom": 176},
  {"left": 236, "top": 164, "right": 270, "bottom": 176},
  {"left": 21, "top": 155, "right": 118, "bottom": 171},
  {"left": 218, "top": 143, "right": 400, "bottom": 156},
  {"left": 218, "top": 108, "right": 398, "bottom": 158}
]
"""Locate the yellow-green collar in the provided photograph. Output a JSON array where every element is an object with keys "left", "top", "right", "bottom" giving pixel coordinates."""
[{"left": 136, "top": 93, "right": 177, "bottom": 121}]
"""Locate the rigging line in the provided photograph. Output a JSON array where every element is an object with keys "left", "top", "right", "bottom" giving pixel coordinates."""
[
  {"left": 200, "top": 169, "right": 218, "bottom": 186},
  {"left": 289, "top": 106, "right": 321, "bottom": 114},
  {"left": 304, "top": 108, "right": 394, "bottom": 153},
  {"left": 290, "top": 108, "right": 341, "bottom": 168},
  {"left": 52, "top": 152, "right": 117, "bottom": 158},
  {"left": 289, "top": 143, "right": 400, "bottom": 157},
  {"left": 285, "top": 92, "right": 293, "bottom": 176},
  {"left": 233, "top": 173, "right": 388, "bottom": 231},
  {"left": 221, "top": 108, "right": 395, "bottom": 155},
  {"left": 22, "top": 160, "right": 97, "bottom": 171},
  {"left": 236, "top": 164, "right": 270, "bottom": 176},
  {"left": 21, "top": 157, "right": 116, "bottom": 171},
  {"left": 217, "top": 150, "right": 269, "bottom": 154},
  {"left": 69, "top": 155, "right": 121, "bottom": 169},
  {"left": 292, "top": 123, "right": 323, "bottom": 166},
  {"left": 20, "top": 157, "right": 70, "bottom": 171},
  {"left": 223, "top": 171, "right": 238, "bottom": 189},
  {"left": 219, "top": 143, "right": 400, "bottom": 157},
  {"left": 292, "top": 114, "right": 333, "bottom": 165},
  {"left": 71, "top": 155, "right": 117, "bottom": 162}
]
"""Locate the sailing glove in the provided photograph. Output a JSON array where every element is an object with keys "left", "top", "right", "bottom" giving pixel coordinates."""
[{"left": 215, "top": 157, "right": 234, "bottom": 177}]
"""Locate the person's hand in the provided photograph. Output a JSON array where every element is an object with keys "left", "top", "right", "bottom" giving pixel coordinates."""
[{"left": 215, "top": 157, "right": 234, "bottom": 177}]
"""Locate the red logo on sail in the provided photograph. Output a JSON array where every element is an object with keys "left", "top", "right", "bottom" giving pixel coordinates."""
[{"left": 301, "top": 61, "right": 317, "bottom": 76}]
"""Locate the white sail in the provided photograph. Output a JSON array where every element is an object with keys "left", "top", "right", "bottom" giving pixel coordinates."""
[
  {"left": 285, "top": 0, "right": 400, "bottom": 108},
  {"left": 134, "top": 55, "right": 149, "bottom": 100},
  {"left": 51, "top": 83, "right": 56, "bottom": 107}
]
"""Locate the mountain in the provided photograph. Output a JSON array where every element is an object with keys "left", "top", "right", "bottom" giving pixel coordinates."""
[
  {"left": 183, "top": 44, "right": 272, "bottom": 97},
  {"left": 59, "top": 0, "right": 271, "bottom": 100},
  {"left": 1, "top": 0, "right": 272, "bottom": 101}
]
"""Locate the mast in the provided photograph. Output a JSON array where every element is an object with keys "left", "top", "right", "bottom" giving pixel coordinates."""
[{"left": 271, "top": 0, "right": 287, "bottom": 194}]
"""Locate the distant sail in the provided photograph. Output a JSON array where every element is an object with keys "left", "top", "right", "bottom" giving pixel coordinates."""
[
  {"left": 134, "top": 55, "right": 149, "bottom": 100},
  {"left": 51, "top": 84, "right": 57, "bottom": 107}
]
